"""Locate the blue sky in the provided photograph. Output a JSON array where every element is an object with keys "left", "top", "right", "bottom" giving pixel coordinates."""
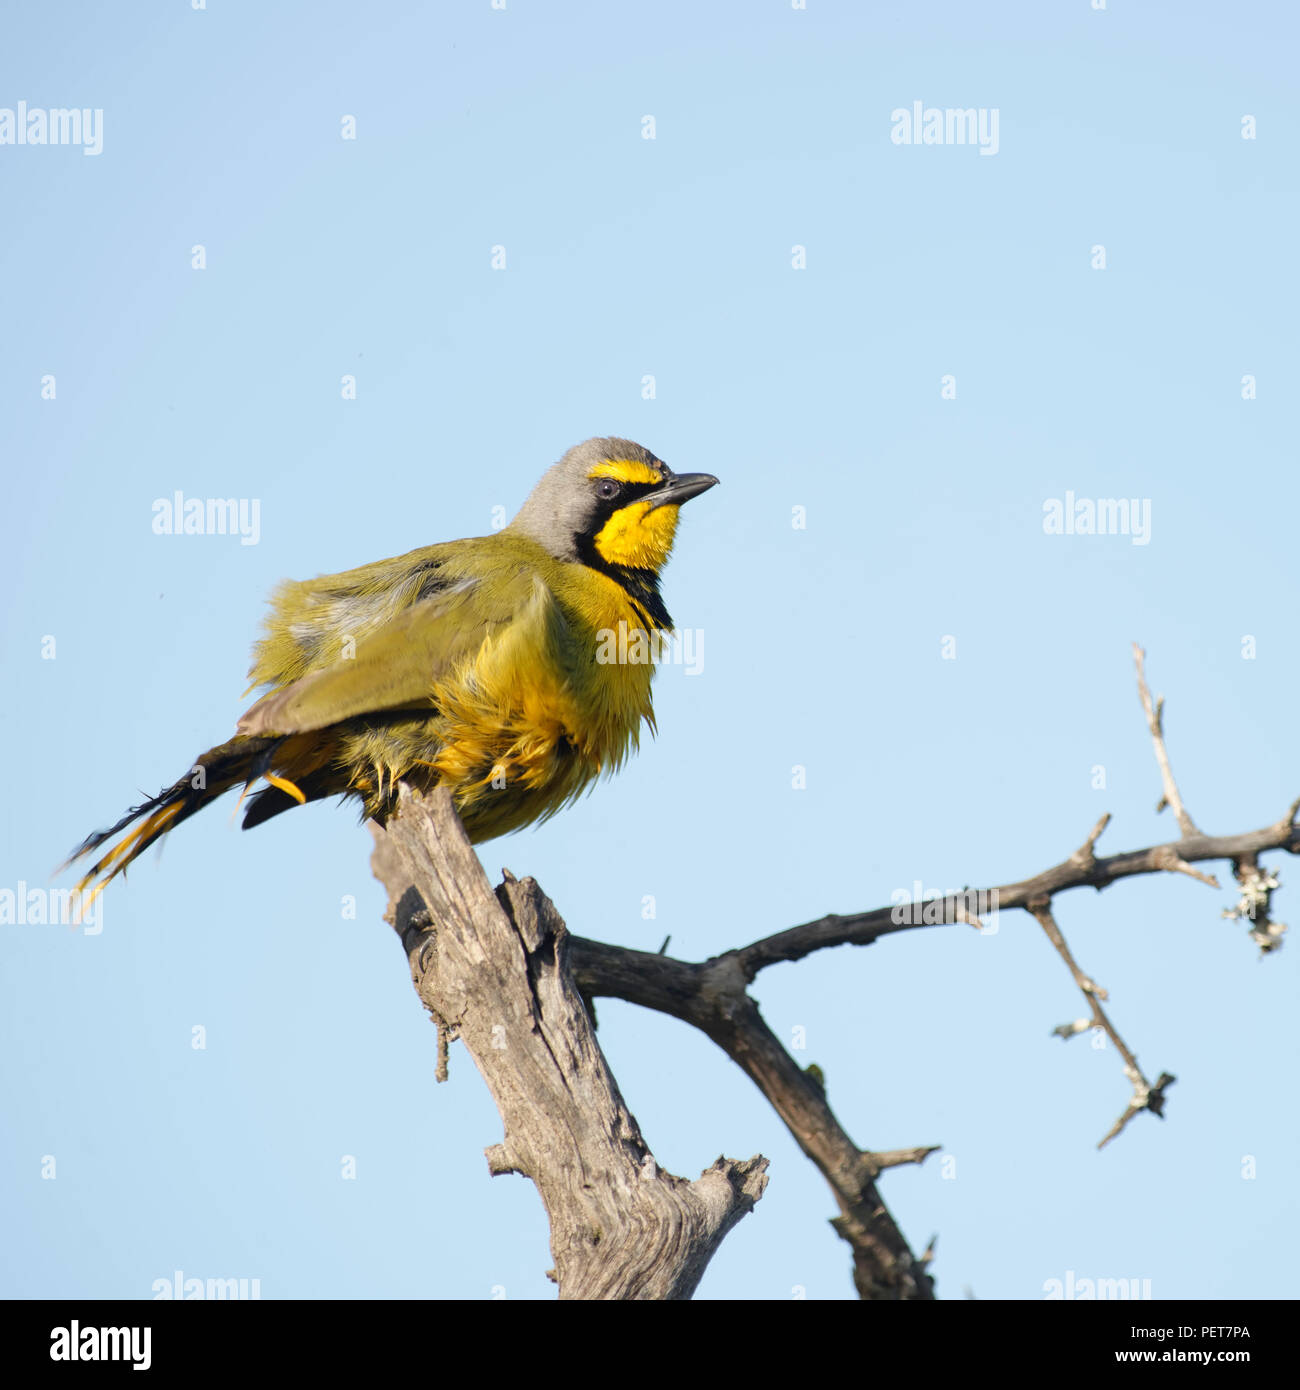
[{"left": 2, "top": 1, "right": 1297, "bottom": 1300}]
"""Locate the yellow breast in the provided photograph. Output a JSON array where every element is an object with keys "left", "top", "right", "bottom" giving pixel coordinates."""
[{"left": 429, "top": 570, "right": 659, "bottom": 839}]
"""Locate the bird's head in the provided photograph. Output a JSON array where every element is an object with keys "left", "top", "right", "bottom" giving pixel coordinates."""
[{"left": 509, "top": 437, "right": 719, "bottom": 577}]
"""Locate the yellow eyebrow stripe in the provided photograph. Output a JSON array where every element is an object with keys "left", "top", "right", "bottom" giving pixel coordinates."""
[{"left": 588, "top": 459, "right": 662, "bottom": 486}]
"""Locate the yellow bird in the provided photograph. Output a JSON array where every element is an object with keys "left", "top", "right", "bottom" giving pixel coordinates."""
[{"left": 68, "top": 438, "right": 718, "bottom": 902}]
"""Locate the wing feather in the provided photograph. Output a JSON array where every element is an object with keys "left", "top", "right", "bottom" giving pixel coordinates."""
[{"left": 238, "top": 558, "right": 540, "bottom": 737}]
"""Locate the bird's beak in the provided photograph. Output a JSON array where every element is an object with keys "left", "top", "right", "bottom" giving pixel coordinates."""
[{"left": 646, "top": 471, "right": 721, "bottom": 510}]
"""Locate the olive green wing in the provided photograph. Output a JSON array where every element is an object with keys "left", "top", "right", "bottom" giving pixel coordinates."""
[
  {"left": 237, "top": 563, "right": 542, "bottom": 738},
  {"left": 246, "top": 542, "right": 462, "bottom": 692}
]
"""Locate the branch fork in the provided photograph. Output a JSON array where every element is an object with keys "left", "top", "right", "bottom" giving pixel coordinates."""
[{"left": 371, "top": 786, "right": 767, "bottom": 1300}]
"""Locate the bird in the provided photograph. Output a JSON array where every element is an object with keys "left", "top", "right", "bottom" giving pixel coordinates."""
[{"left": 66, "top": 437, "right": 718, "bottom": 905}]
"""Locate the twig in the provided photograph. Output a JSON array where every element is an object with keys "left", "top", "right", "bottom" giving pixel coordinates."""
[
  {"left": 1151, "top": 843, "right": 1219, "bottom": 889},
  {"left": 1133, "top": 644, "right": 1200, "bottom": 835},
  {"left": 864, "top": 1146, "right": 943, "bottom": 1176},
  {"left": 1097, "top": 1073, "right": 1176, "bottom": 1150},
  {"left": 1027, "top": 898, "right": 1172, "bottom": 1148}
]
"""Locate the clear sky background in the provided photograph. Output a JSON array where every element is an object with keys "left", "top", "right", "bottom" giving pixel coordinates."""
[{"left": 2, "top": 1, "right": 1297, "bottom": 1301}]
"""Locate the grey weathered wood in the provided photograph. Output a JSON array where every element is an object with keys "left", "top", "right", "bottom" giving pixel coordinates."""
[
  {"left": 567, "top": 938, "right": 938, "bottom": 1299},
  {"left": 370, "top": 785, "right": 767, "bottom": 1300}
]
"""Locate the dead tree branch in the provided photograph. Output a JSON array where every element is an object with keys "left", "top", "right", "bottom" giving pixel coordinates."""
[
  {"left": 566, "top": 650, "right": 1292, "bottom": 1288},
  {"left": 371, "top": 649, "right": 1289, "bottom": 1298},
  {"left": 370, "top": 785, "right": 767, "bottom": 1300},
  {"left": 567, "top": 938, "right": 939, "bottom": 1299}
]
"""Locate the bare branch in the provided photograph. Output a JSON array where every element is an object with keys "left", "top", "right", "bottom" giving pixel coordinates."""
[
  {"left": 565, "top": 795, "right": 1296, "bottom": 1272},
  {"left": 1027, "top": 898, "right": 1172, "bottom": 1148},
  {"left": 731, "top": 808, "right": 1300, "bottom": 975},
  {"left": 1133, "top": 644, "right": 1200, "bottom": 836},
  {"left": 568, "top": 937, "right": 937, "bottom": 1299}
]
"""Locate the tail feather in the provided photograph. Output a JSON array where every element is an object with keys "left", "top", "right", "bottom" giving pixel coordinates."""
[{"left": 63, "top": 735, "right": 287, "bottom": 900}]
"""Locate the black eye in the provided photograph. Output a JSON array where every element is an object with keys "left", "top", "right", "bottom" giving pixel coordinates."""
[{"left": 596, "top": 479, "right": 620, "bottom": 501}]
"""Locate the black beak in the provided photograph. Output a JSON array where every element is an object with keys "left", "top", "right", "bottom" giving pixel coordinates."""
[{"left": 646, "top": 471, "right": 721, "bottom": 510}]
